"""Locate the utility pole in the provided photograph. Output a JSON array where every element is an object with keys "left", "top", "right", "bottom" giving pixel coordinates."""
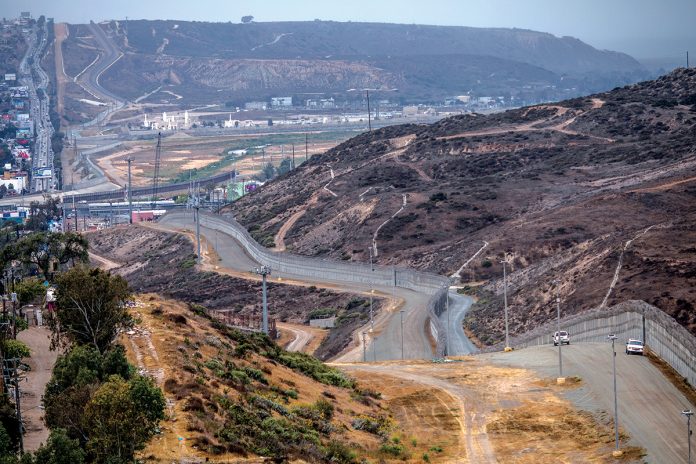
[
  {"left": 400, "top": 310, "right": 405, "bottom": 360},
  {"left": 291, "top": 143, "right": 295, "bottom": 169},
  {"left": 253, "top": 266, "right": 272, "bottom": 335},
  {"left": 608, "top": 334, "right": 621, "bottom": 457},
  {"left": 195, "top": 202, "right": 201, "bottom": 264},
  {"left": 683, "top": 410, "right": 693, "bottom": 464},
  {"left": 72, "top": 195, "right": 77, "bottom": 233},
  {"left": 688, "top": 51, "right": 690, "bottom": 68},
  {"left": 366, "top": 89, "right": 371, "bottom": 131},
  {"left": 305, "top": 133, "right": 308, "bottom": 163},
  {"left": 127, "top": 157, "right": 133, "bottom": 224}
]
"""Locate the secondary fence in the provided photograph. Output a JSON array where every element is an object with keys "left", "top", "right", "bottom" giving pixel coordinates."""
[
  {"left": 63, "top": 169, "right": 238, "bottom": 204},
  {"left": 488, "top": 300, "right": 696, "bottom": 388},
  {"left": 210, "top": 309, "right": 278, "bottom": 340},
  {"left": 162, "top": 210, "right": 451, "bottom": 357}
]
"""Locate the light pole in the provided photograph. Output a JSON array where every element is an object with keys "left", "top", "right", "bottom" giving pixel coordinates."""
[
  {"left": 499, "top": 256, "right": 511, "bottom": 351},
  {"left": 253, "top": 266, "right": 272, "bottom": 335},
  {"left": 400, "top": 310, "right": 405, "bottom": 360},
  {"left": 362, "top": 332, "right": 367, "bottom": 362},
  {"left": 683, "top": 410, "right": 693, "bottom": 464},
  {"left": 554, "top": 279, "right": 563, "bottom": 379},
  {"left": 369, "top": 289, "right": 374, "bottom": 331},
  {"left": 608, "top": 334, "right": 621, "bottom": 456},
  {"left": 446, "top": 289, "right": 450, "bottom": 357},
  {"left": 127, "top": 157, "right": 133, "bottom": 224}
]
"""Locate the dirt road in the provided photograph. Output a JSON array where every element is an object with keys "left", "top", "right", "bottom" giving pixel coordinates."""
[
  {"left": 484, "top": 343, "right": 696, "bottom": 463},
  {"left": 17, "top": 327, "right": 58, "bottom": 451},
  {"left": 277, "top": 322, "right": 327, "bottom": 354}
]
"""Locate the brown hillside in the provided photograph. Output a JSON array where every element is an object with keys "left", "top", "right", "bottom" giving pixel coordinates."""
[{"left": 229, "top": 69, "right": 696, "bottom": 344}]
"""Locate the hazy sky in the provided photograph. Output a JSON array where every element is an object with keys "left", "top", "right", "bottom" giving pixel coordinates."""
[{"left": 4, "top": 0, "right": 695, "bottom": 59}]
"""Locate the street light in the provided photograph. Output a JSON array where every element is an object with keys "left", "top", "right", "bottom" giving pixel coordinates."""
[
  {"left": 253, "top": 266, "right": 272, "bottom": 335},
  {"left": 608, "top": 334, "right": 621, "bottom": 456},
  {"left": 683, "top": 410, "right": 693, "bottom": 464}
]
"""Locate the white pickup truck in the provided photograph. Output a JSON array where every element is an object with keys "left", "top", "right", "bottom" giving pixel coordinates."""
[
  {"left": 553, "top": 331, "right": 570, "bottom": 346},
  {"left": 625, "top": 339, "right": 644, "bottom": 355}
]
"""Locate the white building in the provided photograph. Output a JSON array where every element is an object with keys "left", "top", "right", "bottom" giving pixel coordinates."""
[
  {"left": 271, "top": 97, "right": 292, "bottom": 108},
  {"left": 245, "top": 101, "right": 267, "bottom": 111}
]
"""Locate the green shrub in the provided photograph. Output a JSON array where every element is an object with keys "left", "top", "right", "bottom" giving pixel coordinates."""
[
  {"left": 324, "top": 440, "right": 357, "bottom": 464},
  {"left": 1, "top": 340, "right": 30, "bottom": 359},
  {"left": 380, "top": 442, "right": 405, "bottom": 456}
]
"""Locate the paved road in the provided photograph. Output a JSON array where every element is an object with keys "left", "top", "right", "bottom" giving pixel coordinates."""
[
  {"left": 157, "top": 211, "right": 459, "bottom": 361},
  {"left": 441, "top": 291, "right": 478, "bottom": 355},
  {"left": 483, "top": 343, "right": 696, "bottom": 463}
]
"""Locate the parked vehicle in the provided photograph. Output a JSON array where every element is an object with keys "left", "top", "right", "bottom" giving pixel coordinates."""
[
  {"left": 553, "top": 331, "right": 570, "bottom": 346},
  {"left": 625, "top": 338, "right": 644, "bottom": 355}
]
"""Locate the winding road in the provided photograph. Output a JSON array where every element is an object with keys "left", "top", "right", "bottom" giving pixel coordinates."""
[{"left": 157, "top": 210, "right": 471, "bottom": 361}]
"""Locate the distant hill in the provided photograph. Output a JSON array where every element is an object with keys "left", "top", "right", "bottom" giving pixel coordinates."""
[
  {"left": 60, "top": 19, "right": 651, "bottom": 104},
  {"left": 228, "top": 68, "right": 696, "bottom": 345},
  {"left": 119, "top": 20, "right": 641, "bottom": 75}
]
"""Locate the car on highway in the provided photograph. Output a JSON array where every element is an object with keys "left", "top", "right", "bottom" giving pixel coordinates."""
[
  {"left": 553, "top": 330, "right": 570, "bottom": 346},
  {"left": 625, "top": 338, "right": 644, "bottom": 355}
]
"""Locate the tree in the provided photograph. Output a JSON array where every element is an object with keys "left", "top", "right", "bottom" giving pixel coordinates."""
[
  {"left": 24, "top": 197, "right": 61, "bottom": 232},
  {"left": 261, "top": 162, "right": 276, "bottom": 181},
  {"left": 15, "top": 277, "right": 45, "bottom": 305},
  {"left": 32, "top": 429, "right": 85, "bottom": 464},
  {"left": 83, "top": 375, "right": 165, "bottom": 463},
  {"left": 7, "top": 232, "right": 88, "bottom": 280},
  {"left": 51, "top": 267, "right": 132, "bottom": 353},
  {"left": 277, "top": 158, "right": 293, "bottom": 176},
  {"left": 0, "top": 185, "right": 6, "bottom": 199},
  {"left": 241, "top": 15, "right": 254, "bottom": 23},
  {"left": 44, "top": 345, "right": 132, "bottom": 442}
]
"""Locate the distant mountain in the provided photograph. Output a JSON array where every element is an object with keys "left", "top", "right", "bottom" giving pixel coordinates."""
[
  {"left": 60, "top": 20, "right": 651, "bottom": 104},
  {"left": 228, "top": 68, "right": 696, "bottom": 344}
]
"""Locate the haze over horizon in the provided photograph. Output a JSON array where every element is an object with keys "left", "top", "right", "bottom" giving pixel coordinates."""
[{"left": 5, "top": 0, "right": 695, "bottom": 63}]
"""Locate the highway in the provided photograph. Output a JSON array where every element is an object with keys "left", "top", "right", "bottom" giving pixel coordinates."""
[
  {"left": 76, "top": 22, "right": 125, "bottom": 127},
  {"left": 19, "top": 19, "right": 55, "bottom": 192},
  {"left": 484, "top": 344, "right": 695, "bottom": 463},
  {"left": 157, "top": 210, "right": 468, "bottom": 361}
]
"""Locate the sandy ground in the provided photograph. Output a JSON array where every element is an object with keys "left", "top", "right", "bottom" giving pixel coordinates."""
[
  {"left": 94, "top": 136, "right": 342, "bottom": 188},
  {"left": 339, "top": 357, "right": 636, "bottom": 463},
  {"left": 17, "top": 327, "right": 58, "bottom": 451}
]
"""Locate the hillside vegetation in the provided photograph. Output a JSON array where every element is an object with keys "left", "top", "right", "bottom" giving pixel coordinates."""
[{"left": 229, "top": 68, "right": 696, "bottom": 344}]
